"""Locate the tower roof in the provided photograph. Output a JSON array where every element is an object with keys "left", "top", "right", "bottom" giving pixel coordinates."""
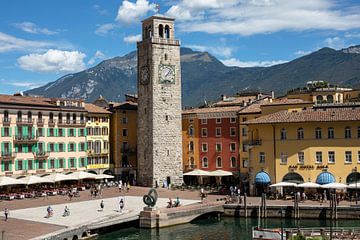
[{"left": 142, "top": 14, "right": 175, "bottom": 22}]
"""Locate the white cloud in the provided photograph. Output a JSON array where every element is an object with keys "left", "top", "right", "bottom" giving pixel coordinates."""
[
  {"left": 0, "top": 78, "right": 44, "bottom": 89},
  {"left": 123, "top": 34, "right": 142, "bottom": 43},
  {"left": 116, "top": 0, "right": 156, "bottom": 24},
  {"left": 185, "top": 44, "right": 233, "bottom": 58},
  {"left": 13, "top": 22, "right": 58, "bottom": 35},
  {"left": 294, "top": 50, "right": 312, "bottom": 56},
  {"left": 95, "top": 23, "right": 116, "bottom": 36},
  {"left": 324, "top": 36, "right": 346, "bottom": 49},
  {"left": 167, "top": 0, "right": 360, "bottom": 36},
  {"left": 17, "top": 49, "right": 86, "bottom": 73},
  {"left": 88, "top": 50, "right": 106, "bottom": 65},
  {"left": 93, "top": 4, "right": 108, "bottom": 15},
  {"left": 0, "top": 32, "right": 56, "bottom": 53},
  {"left": 221, "top": 58, "right": 287, "bottom": 67}
]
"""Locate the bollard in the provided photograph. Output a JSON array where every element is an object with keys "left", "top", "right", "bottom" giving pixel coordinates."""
[{"left": 1, "top": 230, "right": 4, "bottom": 240}]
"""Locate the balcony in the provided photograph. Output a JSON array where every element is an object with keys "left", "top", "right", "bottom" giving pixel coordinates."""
[
  {"left": 33, "top": 151, "right": 49, "bottom": 159},
  {"left": 87, "top": 149, "right": 109, "bottom": 157},
  {"left": 121, "top": 147, "right": 136, "bottom": 155},
  {"left": 58, "top": 120, "right": 86, "bottom": 127},
  {"left": 139, "top": 37, "right": 180, "bottom": 46},
  {"left": 184, "top": 164, "right": 197, "bottom": 171},
  {"left": 13, "top": 135, "right": 39, "bottom": 144},
  {"left": 2, "top": 117, "right": 11, "bottom": 126},
  {"left": 244, "top": 139, "right": 262, "bottom": 147},
  {"left": 48, "top": 119, "right": 56, "bottom": 127},
  {"left": 0, "top": 151, "right": 16, "bottom": 160},
  {"left": 16, "top": 118, "right": 34, "bottom": 126},
  {"left": 37, "top": 118, "right": 44, "bottom": 127}
]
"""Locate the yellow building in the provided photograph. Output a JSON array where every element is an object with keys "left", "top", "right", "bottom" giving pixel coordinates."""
[
  {"left": 182, "top": 112, "right": 200, "bottom": 172},
  {"left": 109, "top": 100, "right": 137, "bottom": 182},
  {"left": 84, "top": 104, "right": 111, "bottom": 174},
  {"left": 243, "top": 104, "right": 360, "bottom": 195}
]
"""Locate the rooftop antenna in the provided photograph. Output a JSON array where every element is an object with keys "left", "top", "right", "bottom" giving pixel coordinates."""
[{"left": 155, "top": 3, "right": 160, "bottom": 14}]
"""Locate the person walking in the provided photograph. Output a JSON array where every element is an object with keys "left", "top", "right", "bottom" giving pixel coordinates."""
[
  {"left": 100, "top": 200, "right": 104, "bottom": 211},
  {"left": 200, "top": 188, "right": 205, "bottom": 202},
  {"left": 4, "top": 208, "right": 9, "bottom": 221},
  {"left": 119, "top": 198, "right": 124, "bottom": 213},
  {"left": 118, "top": 180, "right": 123, "bottom": 192}
]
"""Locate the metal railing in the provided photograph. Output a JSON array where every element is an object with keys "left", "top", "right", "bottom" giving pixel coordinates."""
[
  {"left": 2, "top": 117, "right": 11, "bottom": 126},
  {"left": 13, "top": 135, "right": 38, "bottom": 143},
  {"left": 16, "top": 118, "right": 34, "bottom": 125}
]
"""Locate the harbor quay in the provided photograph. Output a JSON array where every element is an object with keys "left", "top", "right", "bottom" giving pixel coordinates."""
[{"left": 2, "top": 186, "right": 360, "bottom": 239}]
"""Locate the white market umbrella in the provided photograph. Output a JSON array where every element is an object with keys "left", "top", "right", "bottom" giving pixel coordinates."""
[
  {"left": 43, "top": 173, "right": 78, "bottom": 182},
  {"left": 67, "top": 171, "right": 98, "bottom": 180},
  {"left": 183, "top": 169, "right": 211, "bottom": 176},
  {"left": 0, "top": 176, "right": 25, "bottom": 186},
  {"left": 95, "top": 173, "right": 115, "bottom": 180},
  {"left": 18, "top": 175, "right": 53, "bottom": 185},
  {"left": 208, "top": 170, "right": 233, "bottom": 177},
  {"left": 347, "top": 182, "right": 360, "bottom": 189},
  {"left": 322, "top": 182, "right": 347, "bottom": 189},
  {"left": 297, "top": 182, "right": 321, "bottom": 188},
  {"left": 270, "top": 182, "right": 297, "bottom": 188}
]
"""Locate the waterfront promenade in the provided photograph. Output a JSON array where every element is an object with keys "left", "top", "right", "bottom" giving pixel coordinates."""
[{"left": 0, "top": 186, "right": 359, "bottom": 240}]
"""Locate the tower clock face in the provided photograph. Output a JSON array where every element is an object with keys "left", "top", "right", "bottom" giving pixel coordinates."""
[
  {"left": 140, "top": 66, "right": 150, "bottom": 85},
  {"left": 159, "top": 64, "right": 175, "bottom": 84}
]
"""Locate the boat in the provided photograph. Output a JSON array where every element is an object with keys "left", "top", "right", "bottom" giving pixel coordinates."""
[{"left": 252, "top": 227, "right": 285, "bottom": 240}]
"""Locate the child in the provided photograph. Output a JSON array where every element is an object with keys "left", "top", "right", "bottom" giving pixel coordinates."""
[{"left": 100, "top": 200, "right": 104, "bottom": 211}]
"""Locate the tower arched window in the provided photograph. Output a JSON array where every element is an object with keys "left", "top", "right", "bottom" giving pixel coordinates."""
[
  {"left": 17, "top": 111, "right": 22, "bottom": 121},
  {"left": 327, "top": 95, "right": 334, "bottom": 103},
  {"left": 49, "top": 112, "right": 54, "bottom": 122},
  {"left": 66, "top": 113, "right": 70, "bottom": 123},
  {"left": 202, "top": 157, "right": 208, "bottom": 168},
  {"left": 165, "top": 25, "right": 170, "bottom": 39},
  {"left": 316, "top": 95, "right": 323, "bottom": 104},
  {"left": 159, "top": 24, "right": 164, "bottom": 38},
  {"left": 188, "top": 125, "right": 194, "bottom": 136},
  {"left": 216, "top": 157, "right": 222, "bottom": 168},
  {"left": 4, "top": 111, "right": 9, "bottom": 122},
  {"left": 72, "top": 113, "right": 76, "bottom": 123},
  {"left": 189, "top": 141, "right": 194, "bottom": 152},
  {"left": 58, "top": 113, "right": 63, "bottom": 123}
]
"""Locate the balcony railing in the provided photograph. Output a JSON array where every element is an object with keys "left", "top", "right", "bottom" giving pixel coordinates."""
[
  {"left": 139, "top": 37, "right": 180, "bottom": 46},
  {"left": 87, "top": 149, "right": 109, "bottom": 156},
  {"left": 37, "top": 118, "right": 44, "bottom": 126},
  {"left": 16, "top": 118, "right": 34, "bottom": 125},
  {"left": 0, "top": 151, "right": 16, "bottom": 160},
  {"left": 2, "top": 117, "right": 11, "bottom": 126},
  {"left": 48, "top": 119, "right": 56, "bottom": 127},
  {"left": 244, "top": 139, "right": 262, "bottom": 146},
  {"left": 33, "top": 151, "right": 49, "bottom": 159},
  {"left": 58, "top": 120, "right": 86, "bottom": 127},
  {"left": 13, "top": 135, "right": 39, "bottom": 143},
  {"left": 121, "top": 147, "right": 137, "bottom": 154}
]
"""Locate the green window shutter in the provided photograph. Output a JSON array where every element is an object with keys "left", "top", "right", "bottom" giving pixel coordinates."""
[
  {"left": 47, "top": 143, "right": 51, "bottom": 152},
  {"left": 1, "top": 162, "right": 4, "bottom": 171},
  {"left": 67, "top": 128, "right": 70, "bottom": 137},
  {"left": 47, "top": 128, "right": 50, "bottom": 137},
  {"left": 1, "top": 127, "right": 4, "bottom": 137},
  {"left": 78, "top": 143, "right": 81, "bottom": 151},
  {"left": 68, "top": 158, "right": 71, "bottom": 168},
  {"left": 23, "top": 160, "right": 27, "bottom": 170},
  {"left": 55, "top": 128, "right": 58, "bottom": 137},
  {"left": 55, "top": 159, "right": 58, "bottom": 169},
  {"left": 55, "top": 143, "right": 58, "bottom": 152},
  {"left": 84, "top": 157, "right": 88, "bottom": 167},
  {"left": 84, "top": 128, "right": 87, "bottom": 136},
  {"left": 42, "top": 128, "right": 45, "bottom": 136},
  {"left": 15, "top": 160, "right": 18, "bottom": 171},
  {"left": 32, "top": 128, "right": 35, "bottom": 138},
  {"left": 15, "top": 144, "right": 18, "bottom": 153},
  {"left": 24, "top": 145, "right": 28, "bottom": 153},
  {"left": 1, "top": 142, "right": 4, "bottom": 153},
  {"left": 9, "top": 143, "right": 12, "bottom": 152},
  {"left": 9, "top": 162, "right": 12, "bottom": 171},
  {"left": 32, "top": 144, "right": 35, "bottom": 153},
  {"left": 78, "top": 129, "right": 81, "bottom": 136},
  {"left": 9, "top": 127, "right": 12, "bottom": 137},
  {"left": 47, "top": 159, "right": 51, "bottom": 169},
  {"left": 22, "top": 127, "right": 26, "bottom": 137},
  {"left": 67, "top": 143, "right": 70, "bottom": 152},
  {"left": 15, "top": 127, "right": 18, "bottom": 137},
  {"left": 35, "top": 159, "right": 39, "bottom": 169},
  {"left": 74, "top": 158, "right": 77, "bottom": 168}
]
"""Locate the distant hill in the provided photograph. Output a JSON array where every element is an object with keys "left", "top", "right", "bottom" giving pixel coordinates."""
[{"left": 26, "top": 45, "right": 360, "bottom": 107}]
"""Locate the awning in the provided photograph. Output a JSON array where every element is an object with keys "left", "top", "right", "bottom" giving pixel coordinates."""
[
  {"left": 255, "top": 171, "right": 271, "bottom": 184},
  {"left": 183, "top": 169, "right": 211, "bottom": 176},
  {"left": 270, "top": 182, "right": 297, "bottom": 187},
  {"left": 66, "top": 171, "right": 98, "bottom": 180},
  {"left": 95, "top": 173, "right": 115, "bottom": 180},
  {"left": 0, "top": 176, "right": 25, "bottom": 186},
  {"left": 43, "top": 173, "right": 78, "bottom": 182},
  {"left": 297, "top": 182, "right": 321, "bottom": 188},
  {"left": 316, "top": 172, "right": 335, "bottom": 185},
  {"left": 347, "top": 182, "right": 360, "bottom": 189},
  {"left": 208, "top": 170, "right": 233, "bottom": 177},
  {"left": 321, "top": 182, "right": 347, "bottom": 189},
  {"left": 17, "top": 175, "right": 53, "bottom": 185}
]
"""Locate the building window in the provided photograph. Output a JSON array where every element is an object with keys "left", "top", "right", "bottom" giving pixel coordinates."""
[
  {"left": 216, "top": 143, "right": 222, "bottom": 152},
  {"left": 345, "top": 151, "right": 352, "bottom": 163},
  {"left": 242, "top": 158, "right": 248, "bottom": 168},
  {"left": 70, "top": 158, "right": 76, "bottom": 168},
  {"left": 202, "top": 157, "right": 208, "bottom": 168},
  {"left": 201, "top": 119, "right": 207, "bottom": 124},
  {"left": 3, "top": 127, "right": 10, "bottom": 137},
  {"left": 122, "top": 117, "right": 128, "bottom": 124},
  {"left": 69, "top": 128, "right": 75, "bottom": 137},
  {"left": 297, "top": 128, "right": 304, "bottom": 140},
  {"left": 230, "top": 127, "right": 236, "bottom": 137},
  {"left": 49, "top": 143, "right": 55, "bottom": 152},
  {"left": 328, "top": 127, "right": 334, "bottom": 139},
  {"left": 280, "top": 128, "right": 287, "bottom": 140},
  {"left": 50, "top": 159, "right": 55, "bottom": 169},
  {"left": 230, "top": 117, "right": 236, "bottom": 123},
  {"left": 216, "top": 118, "right": 221, "bottom": 124},
  {"left": 280, "top": 152, "right": 288, "bottom": 164},
  {"left": 298, "top": 152, "right": 304, "bottom": 164},
  {"left": 230, "top": 143, "right": 236, "bottom": 152},
  {"left": 216, "top": 157, "right": 222, "bottom": 168},
  {"left": 102, "top": 127, "right": 108, "bottom": 135},
  {"left": 188, "top": 118, "right": 194, "bottom": 123},
  {"left": 122, "top": 129, "right": 128, "bottom": 137},
  {"left": 259, "top": 152, "right": 265, "bottom": 163},
  {"left": 328, "top": 151, "right": 335, "bottom": 163},
  {"left": 4, "top": 161, "right": 10, "bottom": 171},
  {"left": 316, "top": 151, "right": 323, "bottom": 163},
  {"left": 315, "top": 127, "right": 322, "bottom": 139},
  {"left": 242, "top": 127, "right": 247, "bottom": 136},
  {"left": 189, "top": 141, "right": 194, "bottom": 152},
  {"left": 79, "top": 128, "right": 85, "bottom": 137},
  {"left": 80, "top": 157, "right": 85, "bottom": 167},
  {"left": 242, "top": 144, "right": 247, "bottom": 152},
  {"left": 28, "top": 160, "right": 33, "bottom": 170},
  {"left": 17, "top": 160, "right": 23, "bottom": 171},
  {"left": 216, "top": 127, "right": 221, "bottom": 137},
  {"left": 37, "top": 128, "right": 43, "bottom": 137},
  {"left": 58, "top": 143, "right": 64, "bottom": 152},
  {"left": 201, "top": 128, "right": 207, "bottom": 137},
  {"left": 38, "top": 160, "right": 45, "bottom": 169},
  {"left": 358, "top": 151, "right": 360, "bottom": 163},
  {"left": 230, "top": 157, "right": 237, "bottom": 168},
  {"left": 79, "top": 142, "right": 86, "bottom": 151},
  {"left": 49, "top": 128, "right": 54, "bottom": 137},
  {"left": 345, "top": 127, "right": 352, "bottom": 139},
  {"left": 202, "top": 143, "right": 208, "bottom": 152},
  {"left": 188, "top": 126, "right": 194, "bottom": 136},
  {"left": 242, "top": 117, "right": 247, "bottom": 122},
  {"left": 69, "top": 143, "right": 75, "bottom": 152},
  {"left": 58, "top": 159, "right": 64, "bottom": 168}
]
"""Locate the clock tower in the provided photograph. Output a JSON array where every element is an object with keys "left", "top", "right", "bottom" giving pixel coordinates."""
[{"left": 137, "top": 15, "right": 183, "bottom": 187}]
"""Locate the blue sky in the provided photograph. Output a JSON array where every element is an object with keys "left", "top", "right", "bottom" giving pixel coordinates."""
[{"left": 1, "top": 0, "right": 360, "bottom": 94}]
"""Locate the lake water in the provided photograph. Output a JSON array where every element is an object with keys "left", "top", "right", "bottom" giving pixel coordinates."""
[{"left": 98, "top": 217, "right": 360, "bottom": 240}]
